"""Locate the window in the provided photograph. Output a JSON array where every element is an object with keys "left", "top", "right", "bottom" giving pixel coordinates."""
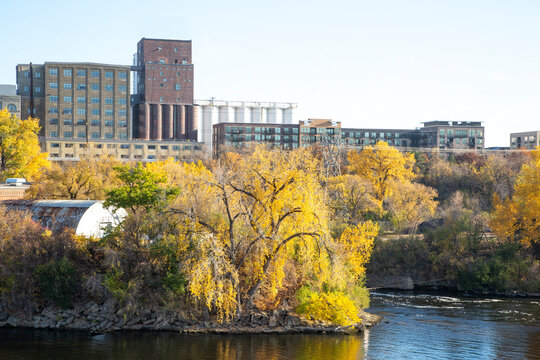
[
  {"left": 134, "top": 145, "right": 143, "bottom": 149},
  {"left": 91, "top": 84, "right": 99, "bottom": 91},
  {"left": 77, "top": 70, "right": 86, "bottom": 76},
  {"left": 64, "top": 69, "right": 72, "bottom": 77},
  {"left": 120, "top": 144, "right": 130, "bottom": 149},
  {"left": 49, "top": 131, "right": 58, "bottom": 138},
  {"left": 63, "top": 119, "right": 72, "bottom": 125},
  {"left": 91, "top": 120, "right": 99, "bottom": 126},
  {"left": 51, "top": 143, "right": 60, "bottom": 148},
  {"left": 34, "top": 72, "right": 41, "bottom": 78},
  {"left": 49, "top": 95, "right": 58, "bottom": 102},
  {"left": 64, "top": 83, "right": 72, "bottom": 89},
  {"left": 23, "top": 86, "right": 29, "bottom": 92},
  {"left": 105, "top": 71, "right": 113, "bottom": 78},
  {"left": 159, "top": 97, "right": 163, "bottom": 102},
  {"left": 160, "top": 71, "right": 164, "bottom": 76},
  {"left": 91, "top": 109, "right": 99, "bottom": 115},
  {"left": 77, "top": 109, "right": 86, "bottom": 115},
  {"left": 49, "top": 107, "right": 58, "bottom": 114},
  {"left": 91, "top": 132, "right": 99, "bottom": 139},
  {"left": 105, "top": 97, "right": 113, "bottom": 104},
  {"left": 119, "top": 98, "right": 127, "bottom": 105},
  {"left": 119, "top": 121, "right": 127, "bottom": 127},
  {"left": 105, "top": 85, "right": 113, "bottom": 91},
  {"left": 49, "top": 118, "right": 58, "bottom": 125},
  {"left": 33, "top": 86, "right": 41, "bottom": 93},
  {"left": 173, "top": 146, "right": 180, "bottom": 150},
  {"left": 77, "top": 119, "right": 86, "bottom": 125},
  {"left": 91, "top": 97, "right": 99, "bottom": 104},
  {"left": 105, "top": 109, "right": 113, "bottom": 116},
  {"left": 63, "top": 131, "right": 73, "bottom": 138},
  {"left": 175, "top": 84, "right": 181, "bottom": 91},
  {"left": 49, "top": 68, "right": 58, "bottom": 75},
  {"left": 105, "top": 120, "right": 113, "bottom": 126},
  {"left": 105, "top": 133, "right": 113, "bottom": 139},
  {"left": 23, "top": 71, "right": 29, "bottom": 78},
  {"left": 49, "top": 82, "right": 58, "bottom": 89},
  {"left": 63, "top": 108, "right": 72, "bottom": 114},
  {"left": 119, "top": 133, "right": 127, "bottom": 139},
  {"left": 119, "top": 72, "right": 127, "bottom": 79},
  {"left": 161, "top": 145, "right": 168, "bottom": 150},
  {"left": 63, "top": 96, "right": 72, "bottom": 103},
  {"left": 118, "top": 110, "right": 126, "bottom": 117},
  {"left": 77, "top": 132, "right": 86, "bottom": 139},
  {"left": 118, "top": 85, "right": 127, "bottom": 92},
  {"left": 147, "top": 155, "right": 156, "bottom": 160},
  {"left": 91, "top": 71, "right": 99, "bottom": 78},
  {"left": 77, "top": 96, "right": 86, "bottom": 103},
  {"left": 78, "top": 84, "right": 86, "bottom": 90},
  {"left": 148, "top": 145, "right": 156, "bottom": 150}
]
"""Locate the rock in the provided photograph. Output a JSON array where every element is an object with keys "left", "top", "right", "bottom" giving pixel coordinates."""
[
  {"left": 202, "top": 310, "right": 210, "bottom": 322},
  {"left": 286, "top": 315, "right": 301, "bottom": 327},
  {"left": 126, "top": 316, "right": 140, "bottom": 326},
  {"left": 6, "top": 316, "right": 20, "bottom": 327},
  {"left": 0, "top": 312, "right": 8, "bottom": 322},
  {"left": 143, "top": 318, "right": 155, "bottom": 325},
  {"left": 268, "top": 316, "right": 277, "bottom": 327}
]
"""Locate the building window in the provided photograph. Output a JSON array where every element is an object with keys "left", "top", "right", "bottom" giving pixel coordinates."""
[
  {"left": 119, "top": 72, "right": 127, "bottom": 79},
  {"left": 34, "top": 87, "right": 41, "bottom": 93},
  {"left": 64, "top": 69, "right": 72, "bottom": 77},
  {"left": 77, "top": 109, "right": 86, "bottom": 115},
  {"left": 105, "top": 133, "right": 113, "bottom": 139},
  {"left": 174, "top": 47, "right": 178, "bottom": 52},
  {"left": 105, "top": 85, "right": 113, "bottom": 91},
  {"left": 63, "top": 96, "right": 72, "bottom": 103},
  {"left": 148, "top": 145, "right": 156, "bottom": 150},
  {"left": 78, "top": 84, "right": 86, "bottom": 90},
  {"left": 23, "top": 86, "right": 29, "bottom": 92},
  {"left": 91, "top": 97, "right": 99, "bottom": 104},
  {"left": 105, "top": 71, "right": 113, "bottom": 78},
  {"left": 49, "top": 82, "right": 58, "bottom": 89},
  {"left": 63, "top": 108, "right": 72, "bottom": 114},
  {"left": 77, "top": 70, "right": 86, "bottom": 76},
  {"left": 91, "top": 132, "right": 99, "bottom": 139},
  {"left": 105, "top": 109, "right": 113, "bottom": 116},
  {"left": 91, "top": 71, "right": 100, "bottom": 78},
  {"left": 63, "top": 119, "right": 72, "bottom": 125},
  {"left": 34, "top": 72, "right": 41, "bottom": 78},
  {"left": 77, "top": 96, "right": 86, "bottom": 103},
  {"left": 105, "top": 97, "right": 113, "bottom": 104},
  {"left": 77, "top": 119, "right": 86, "bottom": 125},
  {"left": 147, "top": 155, "right": 156, "bottom": 160},
  {"left": 91, "top": 84, "right": 99, "bottom": 91},
  {"left": 49, "top": 131, "right": 58, "bottom": 138},
  {"left": 91, "top": 120, "right": 99, "bottom": 126},
  {"left": 119, "top": 121, "right": 127, "bottom": 127},
  {"left": 49, "top": 68, "right": 58, "bottom": 75},
  {"left": 175, "top": 84, "right": 181, "bottom": 91},
  {"left": 23, "top": 71, "right": 29, "bottom": 78},
  {"left": 120, "top": 144, "right": 130, "bottom": 149},
  {"left": 119, "top": 98, "right": 127, "bottom": 105},
  {"left": 159, "top": 97, "right": 163, "bottom": 102},
  {"left": 49, "top": 107, "right": 58, "bottom": 114},
  {"left": 161, "top": 145, "right": 168, "bottom": 150},
  {"left": 134, "top": 145, "right": 143, "bottom": 149},
  {"left": 64, "top": 83, "right": 72, "bottom": 89},
  {"left": 118, "top": 110, "right": 126, "bottom": 117},
  {"left": 119, "top": 133, "right": 127, "bottom": 139},
  {"left": 173, "top": 146, "right": 180, "bottom": 150},
  {"left": 49, "top": 95, "right": 58, "bottom": 102},
  {"left": 49, "top": 118, "right": 58, "bottom": 125},
  {"left": 118, "top": 85, "right": 127, "bottom": 92},
  {"left": 91, "top": 109, "right": 99, "bottom": 115},
  {"left": 51, "top": 143, "right": 60, "bottom": 148},
  {"left": 105, "top": 120, "right": 113, "bottom": 126},
  {"left": 63, "top": 131, "right": 73, "bottom": 138}
]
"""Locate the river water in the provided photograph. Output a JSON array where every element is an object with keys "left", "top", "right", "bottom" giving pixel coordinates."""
[{"left": 0, "top": 291, "right": 539, "bottom": 359}]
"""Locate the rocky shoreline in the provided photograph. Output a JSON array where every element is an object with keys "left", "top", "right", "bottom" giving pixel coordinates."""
[{"left": 0, "top": 300, "right": 381, "bottom": 335}]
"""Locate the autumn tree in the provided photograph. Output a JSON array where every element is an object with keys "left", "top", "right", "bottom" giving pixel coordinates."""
[
  {"left": 0, "top": 108, "right": 49, "bottom": 180},
  {"left": 347, "top": 141, "right": 415, "bottom": 202},
  {"left": 27, "top": 155, "right": 120, "bottom": 200},
  {"left": 491, "top": 147, "right": 540, "bottom": 255}
]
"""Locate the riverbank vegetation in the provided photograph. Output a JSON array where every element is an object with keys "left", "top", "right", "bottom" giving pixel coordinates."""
[{"left": 1, "top": 110, "right": 539, "bottom": 328}]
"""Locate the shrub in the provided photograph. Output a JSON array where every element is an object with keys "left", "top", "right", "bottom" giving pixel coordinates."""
[
  {"left": 295, "top": 287, "right": 360, "bottom": 325},
  {"left": 35, "top": 257, "right": 79, "bottom": 308}
]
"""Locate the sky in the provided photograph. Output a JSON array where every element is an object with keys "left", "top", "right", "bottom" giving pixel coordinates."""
[{"left": 2, "top": 0, "right": 539, "bottom": 147}]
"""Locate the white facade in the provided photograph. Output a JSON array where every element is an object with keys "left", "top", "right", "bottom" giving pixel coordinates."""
[{"left": 195, "top": 99, "right": 297, "bottom": 146}]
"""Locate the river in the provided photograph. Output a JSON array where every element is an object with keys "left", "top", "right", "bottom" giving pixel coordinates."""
[{"left": 0, "top": 291, "right": 538, "bottom": 359}]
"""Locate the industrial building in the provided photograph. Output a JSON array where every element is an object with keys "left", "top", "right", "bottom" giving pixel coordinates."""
[
  {"left": 2, "top": 200, "right": 127, "bottom": 238},
  {"left": 510, "top": 131, "right": 539, "bottom": 150}
]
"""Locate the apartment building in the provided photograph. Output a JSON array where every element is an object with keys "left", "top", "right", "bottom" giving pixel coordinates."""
[
  {"left": 420, "top": 121, "right": 484, "bottom": 150},
  {"left": 0, "top": 85, "right": 21, "bottom": 118},
  {"left": 510, "top": 131, "right": 540, "bottom": 150}
]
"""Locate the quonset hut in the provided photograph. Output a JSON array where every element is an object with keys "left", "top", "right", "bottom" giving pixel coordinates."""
[{"left": 1, "top": 200, "right": 126, "bottom": 238}]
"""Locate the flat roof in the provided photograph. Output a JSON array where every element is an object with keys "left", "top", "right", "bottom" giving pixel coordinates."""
[{"left": 139, "top": 38, "right": 191, "bottom": 43}]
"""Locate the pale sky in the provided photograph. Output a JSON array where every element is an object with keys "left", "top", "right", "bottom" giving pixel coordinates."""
[{"left": 2, "top": 0, "right": 539, "bottom": 147}]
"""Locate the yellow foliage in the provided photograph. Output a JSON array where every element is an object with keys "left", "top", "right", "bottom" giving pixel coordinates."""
[
  {"left": 347, "top": 141, "right": 415, "bottom": 202},
  {"left": 0, "top": 108, "right": 50, "bottom": 180},
  {"left": 337, "top": 222, "right": 379, "bottom": 280},
  {"left": 296, "top": 289, "right": 361, "bottom": 325},
  {"left": 491, "top": 147, "right": 540, "bottom": 247}
]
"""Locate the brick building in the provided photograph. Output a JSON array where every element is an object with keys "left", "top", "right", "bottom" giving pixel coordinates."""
[
  {"left": 132, "top": 38, "right": 198, "bottom": 141},
  {"left": 0, "top": 85, "right": 21, "bottom": 118},
  {"left": 510, "top": 131, "right": 540, "bottom": 149}
]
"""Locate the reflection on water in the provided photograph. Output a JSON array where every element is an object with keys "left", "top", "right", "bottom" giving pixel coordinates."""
[{"left": 0, "top": 291, "right": 539, "bottom": 360}]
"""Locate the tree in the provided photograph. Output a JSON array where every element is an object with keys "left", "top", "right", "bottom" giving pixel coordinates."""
[
  {"left": 491, "top": 147, "right": 540, "bottom": 254},
  {"left": 0, "top": 108, "right": 49, "bottom": 180},
  {"left": 27, "top": 155, "right": 119, "bottom": 200},
  {"left": 347, "top": 141, "right": 415, "bottom": 202}
]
